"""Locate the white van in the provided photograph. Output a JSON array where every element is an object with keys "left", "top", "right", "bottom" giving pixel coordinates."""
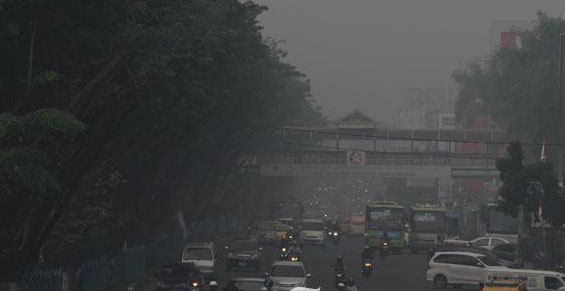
[{"left": 484, "top": 269, "right": 565, "bottom": 290}]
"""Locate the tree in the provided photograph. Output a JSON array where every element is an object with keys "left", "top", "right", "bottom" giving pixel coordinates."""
[
  {"left": 453, "top": 12, "right": 565, "bottom": 143},
  {"left": 1, "top": 0, "right": 324, "bottom": 286}
]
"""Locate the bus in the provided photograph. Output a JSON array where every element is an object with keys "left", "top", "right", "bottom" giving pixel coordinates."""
[
  {"left": 365, "top": 201, "right": 407, "bottom": 253},
  {"left": 482, "top": 203, "right": 518, "bottom": 242},
  {"left": 409, "top": 204, "right": 447, "bottom": 253}
]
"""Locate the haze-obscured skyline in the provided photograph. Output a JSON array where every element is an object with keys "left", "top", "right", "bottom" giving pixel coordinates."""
[{"left": 254, "top": 0, "right": 564, "bottom": 123}]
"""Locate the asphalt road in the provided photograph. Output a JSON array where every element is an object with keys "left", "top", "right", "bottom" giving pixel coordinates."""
[{"left": 215, "top": 237, "right": 482, "bottom": 291}]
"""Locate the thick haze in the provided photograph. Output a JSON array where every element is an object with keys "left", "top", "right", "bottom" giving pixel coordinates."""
[{"left": 254, "top": 0, "right": 563, "bottom": 123}]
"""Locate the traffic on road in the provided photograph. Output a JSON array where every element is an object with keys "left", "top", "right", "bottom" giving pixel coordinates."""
[{"left": 147, "top": 194, "right": 555, "bottom": 291}]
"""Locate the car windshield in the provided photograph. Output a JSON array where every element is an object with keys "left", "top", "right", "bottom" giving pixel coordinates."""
[
  {"left": 235, "top": 280, "right": 264, "bottom": 291},
  {"left": 478, "top": 256, "right": 501, "bottom": 266},
  {"left": 182, "top": 248, "right": 213, "bottom": 260},
  {"left": 299, "top": 222, "right": 324, "bottom": 231},
  {"left": 231, "top": 240, "right": 257, "bottom": 251},
  {"left": 412, "top": 211, "right": 445, "bottom": 232},
  {"left": 271, "top": 265, "right": 305, "bottom": 277},
  {"left": 368, "top": 208, "right": 405, "bottom": 231},
  {"left": 159, "top": 264, "right": 194, "bottom": 276}
]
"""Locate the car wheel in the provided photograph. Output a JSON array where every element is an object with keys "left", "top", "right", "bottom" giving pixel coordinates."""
[
  {"left": 434, "top": 275, "right": 447, "bottom": 290},
  {"left": 451, "top": 284, "right": 463, "bottom": 289}
]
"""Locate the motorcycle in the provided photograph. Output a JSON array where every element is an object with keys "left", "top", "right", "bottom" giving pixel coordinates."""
[
  {"left": 188, "top": 279, "right": 202, "bottom": 291},
  {"left": 333, "top": 267, "right": 345, "bottom": 287},
  {"left": 379, "top": 241, "right": 389, "bottom": 259},
  {"left": 279, "top": 249, "right": 302, "bottom": 261},
  {"left": 327, "top": 230, "right": 341, "bottom": 245},
  {"left": 361, "top": 259, "right": 373, "bottom": 279}
]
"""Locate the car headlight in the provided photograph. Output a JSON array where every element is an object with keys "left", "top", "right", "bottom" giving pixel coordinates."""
[
  {"left": 333, "top": 232, "right": 338, "bottom": 236},
  {"left": 383, "top": 242, "right": 388, "bottom": 246},
  {"left": 281, "top": 247, "right": 287, "bottom": 252},
  {"left": 190, "top": 281, "right": 199, "bottom": 288}
]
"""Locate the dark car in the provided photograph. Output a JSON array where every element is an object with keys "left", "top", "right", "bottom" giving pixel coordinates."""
[
  {"left": 226, "top": 238, "right": 262, "bottom": 271},
  {"left": 491, "top": 243, "right": 517, "bottom": 262},
  {"left": 155, "top": 263, "right": 205, "bottom": 291}
]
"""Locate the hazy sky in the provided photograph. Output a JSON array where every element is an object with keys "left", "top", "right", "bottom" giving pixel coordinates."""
[{"left": 254, "top": 0, "right": 564, "bottom": 123}]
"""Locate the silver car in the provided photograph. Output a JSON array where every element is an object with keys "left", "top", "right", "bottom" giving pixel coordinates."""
[{"left": 268, "top": 261, "right": 311, "bottom": 291}]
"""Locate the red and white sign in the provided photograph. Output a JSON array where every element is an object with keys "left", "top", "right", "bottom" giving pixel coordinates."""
[{"left": 346, "top": 151, "right": 366, "bottom": 166}]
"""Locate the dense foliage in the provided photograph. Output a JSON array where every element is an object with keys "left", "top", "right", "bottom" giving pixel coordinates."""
[
  {"left": 453, "top": 12, "right": 565, "bottom": 142},
  {"left": 496, "top": 142, "right": 565, "bottom": 228},
  {"left": 0, "top": 0, "right": 323, "bottom": 283}
]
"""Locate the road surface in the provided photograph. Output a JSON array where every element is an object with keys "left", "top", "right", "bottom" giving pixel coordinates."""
[{"left": 215, "top": 236, "right": 481, "bottom": 291}]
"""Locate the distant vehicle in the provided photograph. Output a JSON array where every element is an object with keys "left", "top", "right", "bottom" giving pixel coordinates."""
[
  {"left": 483, "top": 268, "right": 565, "bottom": 291},
  {"left": 154, "top": 263, "right": 205, "bottom": 291},
  {"left": 181, "top": 242, "right": 216, "bottom": 280},
  {"left": 253, "top": 220, "right": 277, "bottom": 246},
  {"left": 442, "top": 240, "right": 473, "bottom": 246},
  {"left": 490, "top": 244, "right": 517, "bottom": 263},
  {"left": 296, "top": 218, "right": 326, "bottom": 248},
  {"left": 409, "top": 204, "right": 447, "bottom": 253},
  {"left": 482, "top": 203, "right": 518, "bottom": 243},
  {"left": 471, "top": 237, "right": 510, "bottom": 251},
  {"left": 268, "top": 261, "right": 311, "bottom": 291},
  {"left": 233, "top": 278, "right": 266, "bottom": 291},
  {"left": 226, "top": 238, "right": 262, "bottom": 271},
  {"left": 428, "top": 241, "right": 516, "bottom": 269},
  {"left": 426, "top": 251, "right": 508, "bottom": 289},
  {"left": 365, "top": 201, "right": 407, "bottom": 254},
  {"left": 347, "top": 215, "right": 365, "bottom": 237},
  {"left": 274, "top": 222, "right": 292, "bottom": 243}
]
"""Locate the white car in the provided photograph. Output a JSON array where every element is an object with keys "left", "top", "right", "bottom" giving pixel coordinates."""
[
  {"left": 297, "top": 219, "right": 326, "bottom": 247},
  {"left": 182, "top": 242, "right": 217, "bottom": 279},
  {"left": 470, "top": 237, "right": 510, "bottom": 250},
  {"left": 426, "top": 251, "right": 508, "bottom": 289},
  {"left": 268, "top": 261, "right": 311, "bottom": 291}
]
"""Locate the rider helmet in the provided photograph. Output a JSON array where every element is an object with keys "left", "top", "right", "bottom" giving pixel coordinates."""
[
  {"left": 347, "top": 278, "right": 355, "bottom": 286},
  {"left": 210, "top": 281, "right": 218, "bottom": 286}
]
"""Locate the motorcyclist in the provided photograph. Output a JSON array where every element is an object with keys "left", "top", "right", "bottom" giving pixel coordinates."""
[
  {"left": 209, "top": 281, "right": 219, "bottom": 291},
  {"left": 337, "top": 282, "right": 346, "bottom": 291},
  {"left": 380, "top": 232, "right": 389, "bottom": 244},
  {"left": 333, "top": 255, "right": 345, "bottom": 272},
  {"left": 361, "top": 245, "right": 373, "bottom": 261},
  {"left": 345, "top": 278, "right": 358, "bottom": 291},
  {"left": 223, "top": 278, "right": 240, "bottom": 291},
  {"left": 263, "top": 273, "right": 274, "bottom": 291},
  {"left": 287, "top": 241, "right": 301, "bottom": 255}
]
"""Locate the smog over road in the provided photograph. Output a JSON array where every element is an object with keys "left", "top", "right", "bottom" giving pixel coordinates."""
[
  {"left": 254, "top": 0, "right": 564, "bottom": 121},
  {"left": 2, "top": 0, "right": 565, "bottom": 290}
]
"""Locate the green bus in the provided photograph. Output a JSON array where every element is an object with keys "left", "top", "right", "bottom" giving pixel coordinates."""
[
  {"left": 365, "top": 201, "right": 407, "bottom": 253},
  {"left": 409, "top": 204, "right": 447, "bottom": 253}
]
